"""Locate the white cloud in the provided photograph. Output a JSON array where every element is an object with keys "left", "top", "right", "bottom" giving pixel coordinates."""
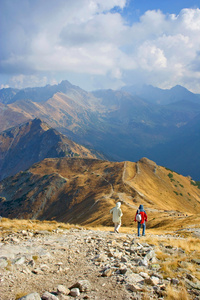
[
  {"left": 1, "top": 1, "right": 200, "bottom": 92},
  {"left": 122, "top": 8, "right": 200, "bottom": 91},
  {"left": 59, "top": 12, "right": 125, "bottom": 46},
  {"left": 10, "top": 75, "right": 48, "bottom": 89},
  {"left": 137, "top": 43, "right": 167, "bottom": 70},
  {"left": 178, "top": 8, "right": 200, "bottom": 31},
  {"left": 0, "top": 84, "right": 9, "bottom": 89}
]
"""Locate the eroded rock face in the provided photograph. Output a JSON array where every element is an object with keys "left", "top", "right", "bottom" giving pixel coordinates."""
[{"left": 1, "top": 228, "right": 199, "bottom": 300}]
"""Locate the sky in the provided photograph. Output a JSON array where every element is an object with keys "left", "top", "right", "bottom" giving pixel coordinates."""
[{"left": 1, "top": 0, "right": 200, "bottom": 92}]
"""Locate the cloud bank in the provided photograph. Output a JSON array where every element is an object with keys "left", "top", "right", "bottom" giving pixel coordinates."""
[{"left": 1, "top": 0, "right": 200, "bottom": 92}]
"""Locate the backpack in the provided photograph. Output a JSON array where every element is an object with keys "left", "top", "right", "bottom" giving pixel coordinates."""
[{"left": 136, "top": 210, "right": 142, "bottom": 222}]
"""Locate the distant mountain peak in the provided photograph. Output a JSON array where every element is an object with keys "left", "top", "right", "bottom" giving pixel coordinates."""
[
  {"left": 0, "top": 79, "right": 83, "bottom": 105},
  {"left": 59, "top": 80, "right": 73, "bottom": 86},
  {"left": 121, "top": 83, "right": 200, "bottom": 105},
  {"left": 170, "top": 85, "right": 193, "bottom": 93}
]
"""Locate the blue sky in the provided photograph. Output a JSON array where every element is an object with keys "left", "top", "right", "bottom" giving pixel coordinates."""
[
  {"left": 122, "top": 0, "right": 199, "bottom": 19},
  {"left": 1, "top": 0, "right": 200, "bottom": 92}
]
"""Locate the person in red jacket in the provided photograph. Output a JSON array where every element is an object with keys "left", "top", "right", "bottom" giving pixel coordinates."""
[{"left": 134, "top": 204, "right": 147, "bottom": 236}]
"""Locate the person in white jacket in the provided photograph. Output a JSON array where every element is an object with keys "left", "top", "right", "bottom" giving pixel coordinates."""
[{"left": 110, "top": 202, "right": 123, "bottom": 233}]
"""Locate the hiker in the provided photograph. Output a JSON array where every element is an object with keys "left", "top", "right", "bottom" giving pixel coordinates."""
[
  {"left": 110, "top": 202, "right": 123, "bottom": 233},
  {"left": 135, "top": 204, "right": 147, "bottom": 236}
]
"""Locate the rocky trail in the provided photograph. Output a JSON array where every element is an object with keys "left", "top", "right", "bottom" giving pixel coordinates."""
[{"left": 0, "top": 227, "right": 200, "bottom": 300}]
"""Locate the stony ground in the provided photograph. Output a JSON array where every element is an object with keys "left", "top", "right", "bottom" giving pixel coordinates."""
[{"left": 0, "top": 228, "right": 200, "bottom": 300}]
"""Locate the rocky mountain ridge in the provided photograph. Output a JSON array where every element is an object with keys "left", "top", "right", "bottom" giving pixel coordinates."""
[{"left": 0, "top": 80, "right": 90, "bottom": 105}]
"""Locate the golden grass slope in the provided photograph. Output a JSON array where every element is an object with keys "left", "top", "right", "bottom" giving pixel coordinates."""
[
  {"left": 124, "top": 158, "right": 200, "bottom": 213},
  {"left": 0, "top": 157, "right": 200, "bottom": 230}
]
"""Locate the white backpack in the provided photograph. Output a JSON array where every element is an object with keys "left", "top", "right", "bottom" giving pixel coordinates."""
[{"left": 136, "top": 210, "right": 142, "bottom": 222}]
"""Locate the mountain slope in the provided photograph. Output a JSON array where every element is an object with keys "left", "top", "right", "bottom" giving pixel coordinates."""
[
  {"left": 0, "top": 87, "right": 19, "bottom": 104},
  {"left": 149, "top": 113, "right": 200, "bottom": 179},
  {"left": 0, "top": 157, "right": 199, "bottom": 227},
  {"left": 0, "top": 118, "right": 104, "bottom": 180},
  {"left": 0, "top": 103, "right": 30, "bottom": 132},
  {"left": 6, "top": 89, "right": 166, "bottom": 160}
]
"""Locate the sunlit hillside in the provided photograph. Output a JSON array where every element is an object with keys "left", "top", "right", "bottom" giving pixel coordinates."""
[{"left": 0, "top": 157, "right": 200, "bottom": 230}]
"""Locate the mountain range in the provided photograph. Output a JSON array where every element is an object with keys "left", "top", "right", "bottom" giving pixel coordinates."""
[
  {"left": 121, "top": 84, "right": 200, "bottom": 105},
  {"left": 0, "top": 80, "right": 200, "bottom": 179}
]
